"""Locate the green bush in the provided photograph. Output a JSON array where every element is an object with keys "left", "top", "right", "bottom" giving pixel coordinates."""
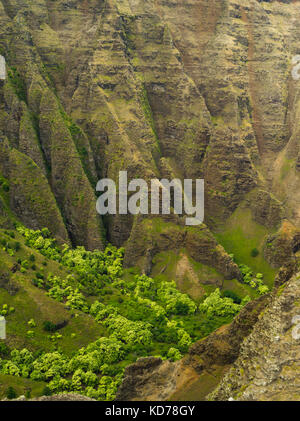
[
  {"left": 2, "top": 182, "right": 9, "bottom": 192},
  {"left": 43, "top": 321, "right": 57, "bottom": 332},
  {"left": 6, "top": 224, "right": 261, "bottom": 401},
  {"left": 0, "top": 342, "right": 10, "bottom": 357},
  {"left": 251, "top": 248, "right": 259, "bottom": 258},
  {"left": 42, "top": 386, "right": 52, "bottom": 396},
  {"left": 199, "top": 288, "right": 242, "bottom": 317},
  {"left": 6, "top": 386, "right": 17, "bottom": 400},
  {"left": 13, "top": 242, "right": 21, "bottom": 252}
]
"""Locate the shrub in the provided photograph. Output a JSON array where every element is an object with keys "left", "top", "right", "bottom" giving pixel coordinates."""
[
  {"left": 43, "top": 321, "right": 57, "bottom": 332},
  {"left": 13, "top": 242, "right": 21, "bottom": 252},
  {"left": 6, "top": 386, "right": 17, "bottom": 400},
  {"left": 29, "top": 254, "right": 35, "bottom": 262},
  {"left": 28, "top": 319, "right": 36, "bottom": 328},
  {"left": 258, "top": 285, "right": 269, "bottom": 296},
  {"left": 2, "top": 183, "right": 9, "bottom": 192},
  {"left": 0, "top": 342, "right": 10, "bottom": 357},
  {"left": 42, "top": 386, "right": 52, "bottom": 396},
  {"left": 21, "top": 260, "right": 29, "bottom": 269},
  {"left": 251, "top": 248, "right": 259, "bottom": 258},
  {"left": 167, "top": 347, "right": 182, "bottom": 361},
  {"left": 199, "top": 288, "right": 242, "bottom": 317},
  {"left": 43, "top": 320, "right": 68, "bottom": 332}
]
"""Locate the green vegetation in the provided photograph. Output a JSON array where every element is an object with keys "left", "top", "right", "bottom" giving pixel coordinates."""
[
  {"left": 7, "top": 67, "right": 27, "bottom": 102},
  {"left": 222, "top": 290, "right": 242, "bottom": 304},
  {"left": 238, "top": 264, "right": 269, "bottom": 295},
  {"left": 199, "top": 288, "right": 250, "bottom": 317},
  {"left": 215, "top": 207, "right": 277, "bottom": 287},
  {"left": 6, "top": 386, "right": 17, "bottom": 399},
  {"left": 251, "top": 248, "right": 259, "bottom": 258},
  {"left": 151, "top": 250, "right": 223, "bottom": 302},
  {"left": 0, "top": 224, "right": 270, "bottom": 400}
]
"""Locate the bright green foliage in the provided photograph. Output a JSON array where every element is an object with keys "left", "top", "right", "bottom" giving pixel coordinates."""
[
  {"left": 167, "top": 347, "right": 182, "bottom": 361},
  {"left": 0, "top": 337, "right": 125, "bottom": 398},
  {"left": 0, "top": 304, "right": 15, "bottom": 316},
  {"left": 28, "top": 319, "right": 36, "bottom": 328},
  {"left": 103, "top": 314, "right": 153, "bottom": 347},
  {"left": 257, "top": 285, "right": 269, "bottom": 295},
  {"left": 16, "top": 225, "right": 124, "bottom": 295},
  {"left": 199, "top": 288, "right": 242, "bottom": 317},
  {"left": 0, "top": 225, "right": 264, "bottom": 401},
  {"left": 239, "top": 264, "right": 269, "bottom": 295},
  {"left": 157, "top": 281, "right": 197, "bottom": 315},
  {"left": 36, "top": 274, "right": 89, "bottom": 312},
  {"left": 241, "top": 295, "right": 251, "bottom": 306}
]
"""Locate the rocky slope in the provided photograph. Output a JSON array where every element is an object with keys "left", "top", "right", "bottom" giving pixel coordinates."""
[
  {"left": 1, "top": 0, "right": 300, "bottom": 276},
  {"left": 1, "top": 0, "right": 300, "bottom": 401},
  {"left": 209, "top": 271, "right": 300, "bottom": 401}
]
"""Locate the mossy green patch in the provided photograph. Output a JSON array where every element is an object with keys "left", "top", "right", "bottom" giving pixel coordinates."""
[
  {"left": 221, "top": 279, "right": 258, "bottom": 300},
  {"left": 280, "top": 157, "right": 295, "bottom": 181},
  {"left": 151, "top": 250, "right": 223, "bottom": 303},
  {"left": 0, "top": 229, "right": 105, "bottom": 356},
  {"left": 215, "top": 207, "right": 277, "bottom": 287},
  {"left": 0, "top": 374, "right": 46, "bottom": 399}
]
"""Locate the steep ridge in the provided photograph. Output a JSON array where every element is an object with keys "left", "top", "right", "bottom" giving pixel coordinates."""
[
  {"left": 0, "top": 0, "right": 300, "bottom": 402},
  {"left": 0, "top": 0, "right": 300, "bottom": 271},
  {"left": 209, "top": 271, "right": 300, "bottom": 401}
]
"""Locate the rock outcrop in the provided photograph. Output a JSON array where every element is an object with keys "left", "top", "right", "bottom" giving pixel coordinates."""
[
  {"left": 209, "top": 271, "right": 300, "bottom": 401},
  {"left": 0, "top": 0, "right": 300, "bottom": 268}
]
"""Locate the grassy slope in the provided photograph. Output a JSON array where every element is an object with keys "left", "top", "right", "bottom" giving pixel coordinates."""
[
  {"left": 215, "top": 207, "right": 277, "bottom": 288},
  {"left": 0, "top": 229, "right": 105, "bottom": 356},
  {"left": 0, "top": 216, "right": 273, "bottom": 399},
  {"left": 0, "top": 374, "right": 46, "bottom": 400},
  {"left": 151, "top": 249, "right": 259, "bottom": 301}
]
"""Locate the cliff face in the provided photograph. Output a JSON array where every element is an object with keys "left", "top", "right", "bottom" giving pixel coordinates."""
[
  {"left": 1, "top": 0, "right": 300, "bottom": 402},
  {"left": 1, "top": 1, "right": 300, "bottom": 268},
  {"left": 209, "top": 272, "right": 300, "bottom": 401}
]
